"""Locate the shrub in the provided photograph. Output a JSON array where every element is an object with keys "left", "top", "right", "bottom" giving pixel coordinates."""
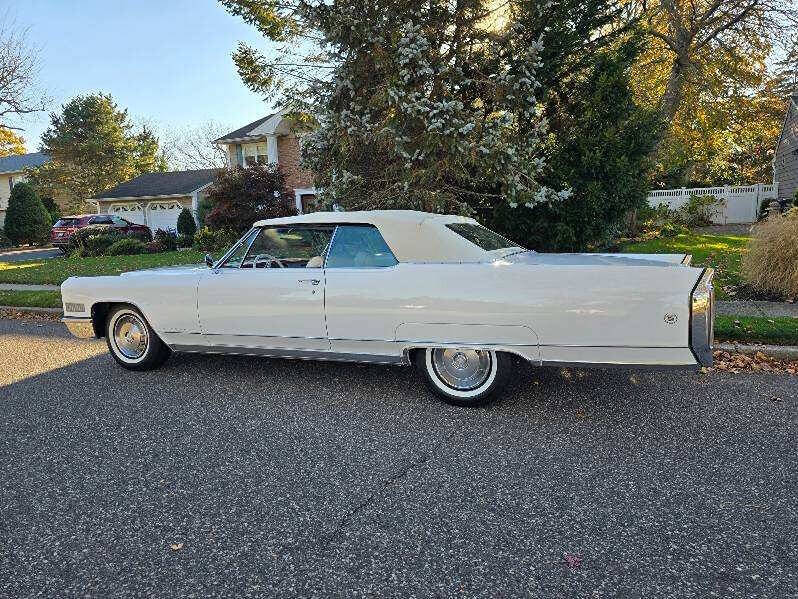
[
  {"left": 67, "top": 225, "right": 118, "bottom": 256},
  {"left": 205, "top": 165, "right": 293, "bottom": 235},
  {"left": 793, "top": 190, "right": 798, "bottom": 208},
  {"left": 154, "top": 228, "right": 178, "bottom": 251},
  {"left": 678, "top": 194, "right": 723, "bottom": 227},
  {"left": 197, "top": 195, "right": 214, "bottom": 227},
  {"left": 177, "top": 207, "right": 197, "bottom": 237},
  {"left": 144, "top": 241, "right": 165, "bottom": 254},
  {"left": 177, "top": 233, "right": 194, "bottom": 248},
  {"left": 193, "top": 226, "right": 238, "bottom": 252},
  {"left": 0, "top": 228, "right": 11, "bottom": 248},
  {"left": 4, "top": 182, "right": 51, "bottom": 245},
  {"left": 106, "top": 238, "right": 146, "bottom": 256},
  {"left": 741, "top": 209, "right": 798, "bottom": 299}
]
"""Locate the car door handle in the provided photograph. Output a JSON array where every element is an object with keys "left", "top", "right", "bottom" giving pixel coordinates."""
[{"left": 298, "top": 279, "right": 320, "bottom": 286}]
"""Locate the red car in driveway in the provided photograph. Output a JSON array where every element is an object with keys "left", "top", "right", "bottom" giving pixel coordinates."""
[{"left": 51, "top": 214, "right": 152, "bottom": 252}]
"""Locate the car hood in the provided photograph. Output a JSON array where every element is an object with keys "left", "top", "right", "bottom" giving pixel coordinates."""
[
  {"left": 502, "top": 251, "right": 689, "bottom": 267},
  {"left": 120, "top": 264, "right": 206, "bottom": 277}
]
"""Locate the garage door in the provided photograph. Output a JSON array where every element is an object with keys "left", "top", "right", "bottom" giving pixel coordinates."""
[
  {"left": 147, "top": 201, "right": 184, "bottom": 232},
  {"left": 110, "top": 203, "right": 145, "bottom": 225}
]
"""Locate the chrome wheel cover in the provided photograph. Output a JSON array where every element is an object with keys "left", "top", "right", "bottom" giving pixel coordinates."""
[
  {"left": 113, "top": 313, "right": 148, "bottom": 359},
  {"left": 431, "top": 348, "right": 492, "bottom": 391}
]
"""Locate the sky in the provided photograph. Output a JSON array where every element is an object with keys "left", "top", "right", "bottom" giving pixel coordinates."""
[{"left": 4, "top": 0, "right": 274, "bottom": 152}]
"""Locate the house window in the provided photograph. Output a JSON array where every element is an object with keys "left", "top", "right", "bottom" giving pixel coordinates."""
[{"left": 243, "top": 143, "right": 268, "bottom": 166}]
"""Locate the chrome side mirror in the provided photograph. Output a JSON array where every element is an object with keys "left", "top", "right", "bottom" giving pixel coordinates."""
[{"left": 204, "top": 253, "right": 214, "bottom": 268}]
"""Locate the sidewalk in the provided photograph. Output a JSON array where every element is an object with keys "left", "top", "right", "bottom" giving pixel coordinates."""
[
  {"left": 0, "top": 283, "right": 60, "bottom": 291},
  {"left": 716, "top": 300, "right": 798, "bottom": 318}
]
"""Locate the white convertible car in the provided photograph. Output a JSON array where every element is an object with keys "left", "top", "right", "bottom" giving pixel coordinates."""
[{"left": 62, "top": 210, "right": 714, "bottom": 406}]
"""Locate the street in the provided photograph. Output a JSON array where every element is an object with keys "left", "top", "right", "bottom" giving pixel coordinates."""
[
  {"left": 0, "top": 247, "right": 62, "bottom": 263},
  {"left": 0, "top": 318, "right": 796, "bottom": 598}
]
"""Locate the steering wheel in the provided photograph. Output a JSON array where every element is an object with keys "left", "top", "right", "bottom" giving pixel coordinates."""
[{"left": 254, "top": 253, "right": 285, "bottom": 268}]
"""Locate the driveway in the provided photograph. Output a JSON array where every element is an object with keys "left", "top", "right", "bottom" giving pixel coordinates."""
[
  {"left": 0, "top": 246, "right": 62, "bottom": 262},
  {"left": 1, "top": 319, "right": 796, "bottom": 598}
]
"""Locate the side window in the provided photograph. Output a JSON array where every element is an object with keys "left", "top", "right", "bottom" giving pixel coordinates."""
[
  {"left": 242, "top": 226, "right": 334, "bottom": 269},
  {"left": 219, "top": 229, "right": 259, "bottom": 268},
  {"left": 90, "top": 215, "right": 113, "bottom": 225},
  {"left": 326, "top": 225, "right": 398, "bottom": 268}
]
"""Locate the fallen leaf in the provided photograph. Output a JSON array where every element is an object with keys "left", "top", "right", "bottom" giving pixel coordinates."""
[
  {"left": 170, "top": 543, "right": 183, "bottom": 551},
  {"left": 564, "top": 553, "right": 582, "bottom": 569}
]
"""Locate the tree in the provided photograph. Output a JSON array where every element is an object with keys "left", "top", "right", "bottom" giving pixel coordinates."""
[
  {"left": 221, "top": 0, "right": 562, "bottom": 214},
  {"left": 0, "top": 127, "right": 24, "bottom": 157},
  {"left": 176, "top": 207, "right": 197, "bottom": 237},
  {"left": 635, "top": 0, "right": 796, "bottom": 153},
  {"left": 28, "top": 93, "right": 167, "bottom": 213},
  {"left": 161, "top": 120, "right": 230, "bottom": 170},
  {"left": 0, "top": 18, "right": 48, "bottom": 130},
  {"left": 205, "top": 165, "right": 293, "bottom": 234},
  {"left": 4, "top": 182, "right": 51, "bottom": 245},
  {"left": 483, "top": 40, "right": 659, "bottom": 250}
]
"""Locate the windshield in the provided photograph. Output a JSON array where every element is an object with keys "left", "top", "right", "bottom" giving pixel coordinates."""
[
  {"left": 53, "top": 218, "right": 80, "bottom": 228},
  {"left": 446, "top": 223, "right": 523, "bottom": 252}
]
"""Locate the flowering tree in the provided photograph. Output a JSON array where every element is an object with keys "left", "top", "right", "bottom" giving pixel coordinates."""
[{"left": 221, "top": 0, "right": 566, "bottom": 214}]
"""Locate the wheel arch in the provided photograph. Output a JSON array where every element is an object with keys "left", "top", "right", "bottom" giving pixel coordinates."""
[{"left": 90, "top": 300, "right": 152, "bottom": 338}]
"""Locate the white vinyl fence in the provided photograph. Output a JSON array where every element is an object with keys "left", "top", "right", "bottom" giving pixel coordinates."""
[{"left": 646, "top": 183, "right": 778, "bottom": 224}]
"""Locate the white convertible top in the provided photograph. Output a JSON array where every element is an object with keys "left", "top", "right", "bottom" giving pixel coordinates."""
[{"left": 253, "top": 210, "right": 498, "bottom": 263}]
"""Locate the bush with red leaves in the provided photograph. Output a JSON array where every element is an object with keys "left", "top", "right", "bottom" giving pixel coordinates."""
[{"left": 205, "top": 165, "right": 295, "bottom": 235}]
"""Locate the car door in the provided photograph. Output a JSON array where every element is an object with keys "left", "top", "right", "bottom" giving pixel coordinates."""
[
  {"left": 197, "top": 225, "right": 334, "bottom": 350},
  {"left": 323, "top": 224, "right": 404, "bottom": 352}
]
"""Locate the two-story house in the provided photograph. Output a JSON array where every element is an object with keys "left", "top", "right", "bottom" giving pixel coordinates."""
[
  {"left": 0, "top": 152, "right": 51, "bottom": 227},
  {"left": 91, "top": 111, "right": 318, "bottom": 230}
]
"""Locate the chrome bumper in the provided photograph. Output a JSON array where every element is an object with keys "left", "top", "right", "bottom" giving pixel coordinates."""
[
  {"left": 62, "top": 316, "right": 95, "bottom": 339},
  {"left": 690, "top": 268, "right": 715, "bottom": 367}
]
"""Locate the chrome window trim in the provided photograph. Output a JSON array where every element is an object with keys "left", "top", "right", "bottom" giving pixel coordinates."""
[
  {"left": 689, "top": 268, "right": 714, "bottom": 367},
  {"left": 324, "top": 224, "right": 399, "bottom": 269},
  {"left": 214, "top": 228, "right": 258, "bottom": 269}
]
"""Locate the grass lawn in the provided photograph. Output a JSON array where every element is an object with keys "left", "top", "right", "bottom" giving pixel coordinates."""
[
  {"left": 621, "top": 232, "right": 749, "bottom": 300},
  {"left": 715, "top": 315, "right": 798, "bottom": 346},
  {"left": 0, "top": 250, "right": 205, "bottom": 285},
  {"left": 0, "top": 290, "right": 62, "bottom": 308}
]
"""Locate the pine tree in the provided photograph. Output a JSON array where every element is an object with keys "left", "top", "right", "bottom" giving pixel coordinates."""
[
  {"left": 176, "top": 207, "right": 197, "bottom": 237},
  {"left": 4, "top": 182, "right": 51, "bottom": 246}
]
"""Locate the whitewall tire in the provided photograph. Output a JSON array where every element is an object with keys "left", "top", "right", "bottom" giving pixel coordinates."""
[
  {"left": 414, "top": 348, "right": 510, "bottom": 407},
  {"left": 105, "top": 305, "right": 171, "bottom": 371}
]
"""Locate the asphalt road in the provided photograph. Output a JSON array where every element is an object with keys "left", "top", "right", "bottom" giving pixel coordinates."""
[
  {"left": 1, "top": 319, "right": 796, "bottom": 598},
  {"left": 0, "top": 247, "right": 62, "bottom": 263}
]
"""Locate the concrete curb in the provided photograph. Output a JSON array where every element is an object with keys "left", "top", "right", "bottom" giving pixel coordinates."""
[
  {"left": 0, "top": 306, "right": 63, "bottom": 315},
  {"left": 716, "top": 342, "right": 798, "bottom": 361}
]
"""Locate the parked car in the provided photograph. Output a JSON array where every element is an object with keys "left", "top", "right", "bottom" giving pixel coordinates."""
[
  {"left": 60, "top": 210, "right": 714, "bottom": 407},
  {"left": 51, "top": 214, "right": 152, "bottom": 252}
]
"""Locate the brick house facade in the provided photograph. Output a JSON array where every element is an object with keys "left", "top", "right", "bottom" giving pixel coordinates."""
[{"left": 214, "top": 111, "right": 318, "bottom": 214}]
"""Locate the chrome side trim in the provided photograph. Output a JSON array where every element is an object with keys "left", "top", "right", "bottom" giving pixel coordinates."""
[
  {"left": 170, "top": 344, "right": 408, "bottom": 365},
  {"left": 62, "top": 316, "right": 96, "bottom": 339},
  {"left": 689, "top": 268, "right": 715, "bottom": 366},
  {"left": 541, "top": 361, "right": 699, "bottom": 371}
]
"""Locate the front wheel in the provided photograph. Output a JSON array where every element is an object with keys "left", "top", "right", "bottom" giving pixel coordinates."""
[
  {"left": 105, "top": 305, "right": 171, "bottom": 371},
  {"left": 414, "top": 348, "right": 510, "bottom": 407}
]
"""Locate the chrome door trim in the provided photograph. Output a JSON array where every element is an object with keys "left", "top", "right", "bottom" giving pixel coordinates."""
[{"left": 169, "top": 343, "right": 407, "bottom": 365}]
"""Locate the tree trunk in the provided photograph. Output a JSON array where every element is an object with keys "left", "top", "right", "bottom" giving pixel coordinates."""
[{"left": 651, "top": 54, "right": 688, "bottom": 155}]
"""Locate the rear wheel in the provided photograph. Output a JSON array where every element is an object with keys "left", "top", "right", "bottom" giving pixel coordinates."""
[
  {"left": 414, "top": 347, "right": 510, "bottom": 407},
  {"left": 105, "top": 305, "right": 170, "bottom": 371}
]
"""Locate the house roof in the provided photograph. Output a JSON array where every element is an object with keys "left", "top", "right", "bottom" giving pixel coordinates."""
[
  {"left": 253, "top": 210, "right": 492, "bottom": 263},
  {"left": 0, "top": 151, "right": 50, "bottom": 174},
  {"left": 214, "top": 112, "right": 292, "bottom": 143},
  {"left": 93, "top": 169, "right": 219, "bottom": 200}
]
